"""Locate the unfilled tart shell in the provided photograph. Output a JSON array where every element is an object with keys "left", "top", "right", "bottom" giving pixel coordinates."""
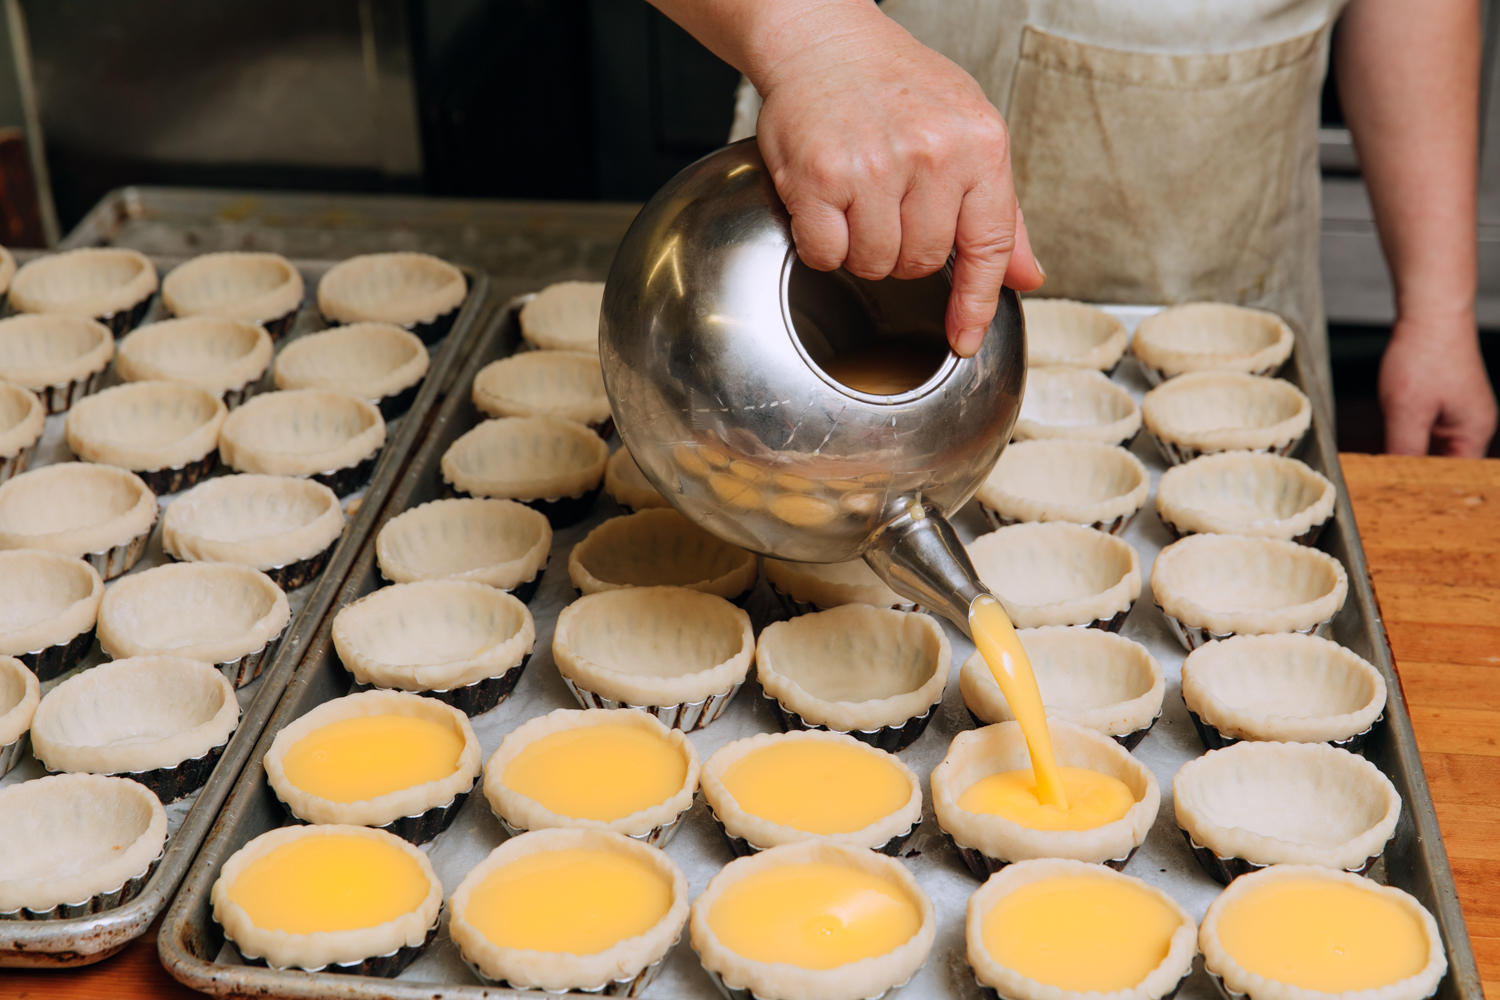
[
  {"left": 763, "top": 557, "right": 909, "bottom": 610},
  {"left": 553, "top": 587, "right": 753, "bottom": 707},
  {"left": 0, "top": 773, "right": 167, "bottom": 914},
  {"left": 0, "top": 244, "right": 13, "bottom": 295},
  {"left": 333, "top": 579, "right": 536, "bottom": 692},
  {"left": 66, "top": 380, "right": 227, "bottom": 473},
  {"left": 162, "top": 473, "right": 344, "bottom": 571},
  {"left": 1013, "top": 366, "right": 1141, "bottom": 445},
  {"left": 0, "top": 314, "right": 113, "bottom": 391},
  {"left": 442, "top": 415, "right": 608, "bottom": 502},
  {"left": 932, "top": 720, "right": 1160, "bottom": 866},
  {"left": 0, "top": 654, "right": 40, "bottom": 748},
  {"left": 0, "top": 380, "right": 45, "bottom": 459},
  {"left": 161, "top": 252, "right": 303, "bottom": 324},
  {"left": 966, "top": 521, "right": 1141, "bottom": 628},
  {"left": 1132, "top": 303, "right": 1295, "bottom": 379},
  {"left": 98, "top": 562, "right": 289, "bottom": 665},
  {"left": 975, "top": 439, "right": 1149, "bottom": 530},
  {"left": 961, "top": 627, "right": 1165, "bottom": 740},
  {"left": 1152, "top": 534, "right": 1348, "bottom": 638},
  {"left": 756, "top": 605, "right": 950, "bottom": 734},
  {"left": 0, "top": 549, "right": 103, "bottom": 657},
  {"left": 1182, "top": 633, "right": 1386, "bottom": 745},
  {"left": 117, "top": 317, "right": 273, "bottom": 399},
  {"left": 1022, "top": 299, "right": 1129, "bottom": 370},
  {"left": 568, "top": 507, "right": 758, "bottom": 599},
  {"left": 273, "top": 323, "right": 429, "bottom": 401},
  {"left": 31, "top": 654, "right": 239, "bottom": 775},
  {"left": 604, "top": 446, "right": 669, "bottom": 511},
  {"left": 472, "top": 350, "right": 610, "bottom": 427},
  {"left": 317, "top": 252, "right": 466, "bottom": 327},
  {"left": 0, "top": 463, "right": 157, "bottom": 559},
  {"left": 376, "top": 497, "right": 551, "bottom": 591},
  {"left": 1142, "top": 372, "right": 1311, "bottom": 459},
  {"left": 1174, "top": 740, "right": 1401, "bottom": 871},
  {"left": 9, "top": 248, "right": 157, "bottom": 320},
  {"left": 218, "top": 388, "right": 385, "bottom": 477},
  {"left": 1156, "top": 452, "right": 1335, "bottom": 541},
  {"left": 519, "top": 280, "right": 604, "bottom": 353}
]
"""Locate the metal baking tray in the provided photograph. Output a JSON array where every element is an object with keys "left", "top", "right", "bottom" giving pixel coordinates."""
[
  {"left": 159, "top": 300, "right": 1480, "bottom": 1000},
  {"left": 0, "top": 248, "right": 492, "bottom": 968}
]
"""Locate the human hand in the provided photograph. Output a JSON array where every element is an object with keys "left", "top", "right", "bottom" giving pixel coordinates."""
[{"left": 1378, "top": 314, "right": 1497, "bottom": 456}]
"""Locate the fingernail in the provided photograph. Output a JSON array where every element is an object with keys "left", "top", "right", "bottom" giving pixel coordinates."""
[
  {"left": 954, "top": 328, "right": 983, "bottom": 357},
  {"left": 1034, "top": 256, "right": 1047, "bottom": 280}
]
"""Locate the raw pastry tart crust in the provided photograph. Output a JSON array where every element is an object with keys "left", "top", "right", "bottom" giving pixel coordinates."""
[
  {"left": 519, "top": 280, "right": 605, "bottom": 353},
  {"left": 1021, "top": 298, "right": 1130, "bottom": 371},
  {"left": 1174, "top": 740, "right": 1402, "bottom": 883},
  {"left": 1013, "top": 366, "right": 1141, "bottom": 446},
  {"left": 218, "top": 389, "right": 386, "bottom": 496},
  {"left": 449, "top": 827, "right": 690, "bottom": 994},
  {"left": 960, "top": 627, "right": 1166, "bottom": 749},
  {"left": 700, "top": 729, "right": 923, "bottom": 855},
  {"left": 211, "top": 823, "right": 443, "bottom": 975},
  {"left": 1132, "top": 303, "right": 1295, "bottom": 382},
  {"left": 117, "top": 316, "right": 274, "bottom": 405},
  {"left": 553, "top": 586, "right": 754, "bottom": 731},
  {"left": 931, "top": 720, "right": 1160, "bottom": 877},
  {"left": 273, "top": 323, "right": 430, "bottom": 419},
  {"left": 65, "top": 380, "right": 228, "bottom": 494},
  {"left": 0, "top": 655, "right": 40, "bottom": 777},
  {"left": 0, "top": 772, "right": 168, "bottom": 920},
  {"left": 375, "top": 497, "right": 551, "bottom": 600},
  {"left": 472, "top": 349, "right": 612, "bottom": 434},
  {"left": 0, "top": 463, "right": 157, "bottom": 579},
  {"left": 161, "top": 251, "right": 304, "bottom": 337},
  {"left": 30, "top": 655, "right": 240, "bottom": 801},
  {"left": 0, "top": 381, "right": 45, "bottom": 480},
  {"left": 0, "top": 244, "right": 13, "bottom": 300},
  {"left": 763, "top": 557, "right": 917, "bottom": 615},
  {"left": 0, "top": 314, "right": 114, "bottom": 413},
  {"left": 317, "top": 252, "right": 467, "bottom": 341},
  {"left": 1142, "top": 372, "right": 1312, "bottom": 465},
  {"left": 0, "top": 548, "right": 104, "bottom": 681},
  {"left": 967, "top": 521, "right": 1142, "bottom": 630},
  {"left": 976, "top": 439, "right": 1149, "bottom": 534},
  {"left": 9, "top": 248, "right": 158, "bottom": 335},
  {"left": 689, "top": 839, "right": 937, "bottom": 1000},
  {"left": 966, "top": 858, "right": 1198, "bottom": 1000},
  {"left": 442, "top": 415, "right": 610, "bottom": 527},
  {"left": 1182, "top": 633, "right": 1385, "bottom": 751},
  {"left": 605, "top": 447, "right": 669, "bottom": 512},
  {"left": 569, "top": 508, "right": 759, "bottom": 601},
  {"left": 483, "top": 707, "right": 701, "bottom": 844},
  {"left": 1156, "top": 452, "right": 1335, "bottom": 545},
  {"left": 264, "top": 689, "right": 482, "bottom": 844}
]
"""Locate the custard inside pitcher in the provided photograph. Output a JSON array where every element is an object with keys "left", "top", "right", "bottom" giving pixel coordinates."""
[{"left": 819, "top": 337, "right": 952, "bottom": 395}]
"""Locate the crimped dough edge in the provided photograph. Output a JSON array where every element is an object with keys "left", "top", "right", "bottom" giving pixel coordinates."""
[
  {"left": 553, "top": 587, "right": 754, "bottom": 706},
  {"left": 482, "top": 707, "right": 701, "bottom": 838},
  {"left": 690, "top": 840, "right": 936, "bottom": 1000},
  {"left": 1133, "top": 303, "right": 1295, "bottom": 377},
  {"left": 1200, "top": 865, "right": 1446, "bottom": 1000},
  {"left": 1173, "top": 740, "right": 1401, "bottom": 870},
  {"left": 97, "top": 562, "right": 290, "bottom": 664},
  {"left": 0, "top": 382, "right": 45, "bottom": 459},
  {"left": 756, "top": 605, "right": 950, "bottom": 732},
  {"left": 162, "top": 473, "right": 345, "bottom": 570},
  {"left": 317, "top": 252, "right": 466, "bottom": 327},
  {"left": 264, "top": 689, "right": 482, "bottom": 827},
  {"left": 65, "top": 381, "right": 227, "bottom": 471},
  {"left": 273, "top": 323, "right": 430, "bottom": 401},
  {"left": 932, "top": 720, "right": 1160, "bottom": 864},
  {"left": 0, "top": 314, "right": 114, "bottom": 390},
  {"left": 332, "top": 579, "right": 536, "bottom": 691},
  {"left": 0, "top": 549, "right": 103, "bottom": 655},
  {"left": 472, "top": 350, "right": 611, "bottom": 425},
  {"left": 375, "top": 497, "right": 551, "bottom": 590},
  {"left": 519, "top": 281, "right": 605, "bottom": 353},
  {"left": 976, "top": 439, "right": 1149, "bottom": 526},
  {"left": 0, "top": 655, "right": 40, "bottom": 746},
  {"left": 1151, "top": 534, "right": 1349, "bottom": 636},
  {"left": 0, "top": 463, "right": 157, "bottom": 558},
  {"left": 31, "top": 655, "right": 239, "bottom": 774},
  {"left": 967, "top": 522, "right": 1142, "bottom": 628},
  {"left": 218, "top": 389, "right": 386, "bottom": 477},
  {"left": 1013, "top": 367, "right": 1142, "bottom": 444},
  {"left": 1181, "top": 634, "right": 1386, "bottom": 743},
  {"left": 212, "top": 824, "right": 442, "bottom": 970},
  {"left": 1156, "top": 453, "right": 1335, "bottom": 539},
  {"left": 117, "top": 317, "right": 273, "bottom": 397},
  {"left": 700, "top": 729, "right": 922, "bottom": 850},
  {"left": 960, "top": 627, "right": 1165, "bottom": 736},
  {"left": 9, "top": 249, "right": 158, "bottom": 319},
  {"left": 442, "top": 415, "right": 609, "bottom": 501},
  {"left": 1142, "top": 372, "right": 1312, "bottom": 453},
  {"left": 967, "top": 858, "right": 1198, "bottom": 1000},
  {"left": 161, "top": 252, "right": 304, "bottom": 323},
  {"left": 763, "top": 557, "right": 908, "bottom": 610},
  {"left": 0, "top": 772, "right": 167, "bottom": 912},
  {"left": 1021, "top": 299, "right": 1130, "bottom": 370},
  {"left": 567, "top": 508, "right": 759, "bottom": 599},
  {"left": 604, "top": 447, "right": 669, "bottom": 511},
  {"left": 450, "top": 828, "right": 689, "bottom": 992}
]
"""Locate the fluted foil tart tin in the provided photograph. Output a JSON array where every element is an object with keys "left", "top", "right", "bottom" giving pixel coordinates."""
[
  {"left": 963, "top": 708, "right": 1162, "bottom": 752},
  {"left": 350, "top": 654, "right": 531, "bottom": 718},
  {"left": 1136, "top": 358, "right": 1286, "bottom": 388},
  {"left": 1156, "top": 601, "right": 1333, "bottom": 652},
  {"left": 281, "top": 787, "right": 474, "bottom": 847},
  {"left": 260, "top": 540, "right": 338, "bottom": 592},
  {"left": 977, "top": 972, "right": 1187, "bottom": 1000},
  {"left": 562, "top": 676, "right": 742, "bottom": 732},
  {"left": 1147, "top": 431, "right": 1306, "bottom": 468},
  {"left": 979, "top": 504, "right": 1140, "bottom": 537},
  {"left": 261, "top": 310, "right": 297, "bottom": 343},
  {"left": 450, "top": 481, "right": 602, "bottom": 529},
  {"left": 312, "top": 449, "right": 381, "bottom": 499},
  {"left": 98, "top": 296, "right": 154, "bottom": 338},
  {"left": 704, "top": 966, "right": 916, "bottom": 1000},
  {"left": 706, "top": 807, "right": 919, "bottom": 859},
  {"left": 38, "top": 368, "right": 107, "bottom": 415},
  {"left": 764, "top": 691, "right": 936, "bottom": 754},
  {"left": 105, "top": 737, "right": 231, "bottom": 803},
  {"left": 85, "top": 518, "right": 156, "bottom": 581},
  {"left": 1186, "top": 707, "right": 1381, "bottom": 755},
  {"left": 238, "top": 918, "right": 441, "bottom": 978},
  {"left": 1158, "top": 513, "right": 1329, "bottom": 548},
  {"left": 942, "top": 830, "right": 1141, "bottom": 882},
  {"left": 133, "top": 450, "right": 219, "bottom": 497},
  {"left": 769, "top": 583, "right": 920, "bottom": 618},
  {"left": 497, "top": 805, "right": 690, "bottom": 850},
  {"left": 0, "top": 733, "right": 28, "bottom": 778},
  {"left": 220, "top": 380, "right": 262, "bottom": 410},
  {"left": 464, "top": 934, "right": 679, "bottom": 996},
  {"left": 0, "top": 439, "right": 38, "bottom": 485},
  {"left": 19, "top": 625, "right": 96, "bottom": 682},
  {"left": 377, "top": 379, "right": 424, "bottom": 421},
  {"left": 0, "top": 845, "right": 164, "bottom": 922},
  {"left": 1179, "top": 830, "right": 1384, "bottom": 886},
  {"left": 374, "top": 556, "right": 546, "bottom": 606},
  {"left": 216, "top": 625, "right": 288, "bottom": 689}
]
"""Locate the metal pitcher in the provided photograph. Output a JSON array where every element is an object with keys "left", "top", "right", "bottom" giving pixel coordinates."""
[{"left": 599, "top": 138, "right": 1025, "bottom": 635}]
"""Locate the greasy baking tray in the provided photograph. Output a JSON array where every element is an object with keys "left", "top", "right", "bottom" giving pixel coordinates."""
[
  {"left": 0, "top": 249, "right": 492, "bottom": 968},
  {"left": 159, "top": 301, "right": 1480, "bottom": 1000}
]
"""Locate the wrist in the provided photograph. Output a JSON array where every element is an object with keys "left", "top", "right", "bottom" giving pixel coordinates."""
[{"left": 739, "top": 0, "right": 893, "bottom": 93}]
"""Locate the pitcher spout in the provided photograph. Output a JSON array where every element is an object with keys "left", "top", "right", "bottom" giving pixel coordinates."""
[{"left": 863, "top": 503, "right": 990, "bottom": 637}]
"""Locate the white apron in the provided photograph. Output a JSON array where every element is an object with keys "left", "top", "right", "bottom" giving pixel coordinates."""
[{"left": 728, "top": 0, "right": 1347, "bottom": 389}]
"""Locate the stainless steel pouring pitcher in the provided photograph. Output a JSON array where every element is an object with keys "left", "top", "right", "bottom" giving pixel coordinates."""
[{"left": 599, "top": 138, "right": 1026, "bottom": 635}]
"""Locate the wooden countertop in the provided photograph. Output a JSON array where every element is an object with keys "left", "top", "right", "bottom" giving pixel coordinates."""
[{"left": 2, "top": 452, "right": 1496, "bottom": 1000}]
